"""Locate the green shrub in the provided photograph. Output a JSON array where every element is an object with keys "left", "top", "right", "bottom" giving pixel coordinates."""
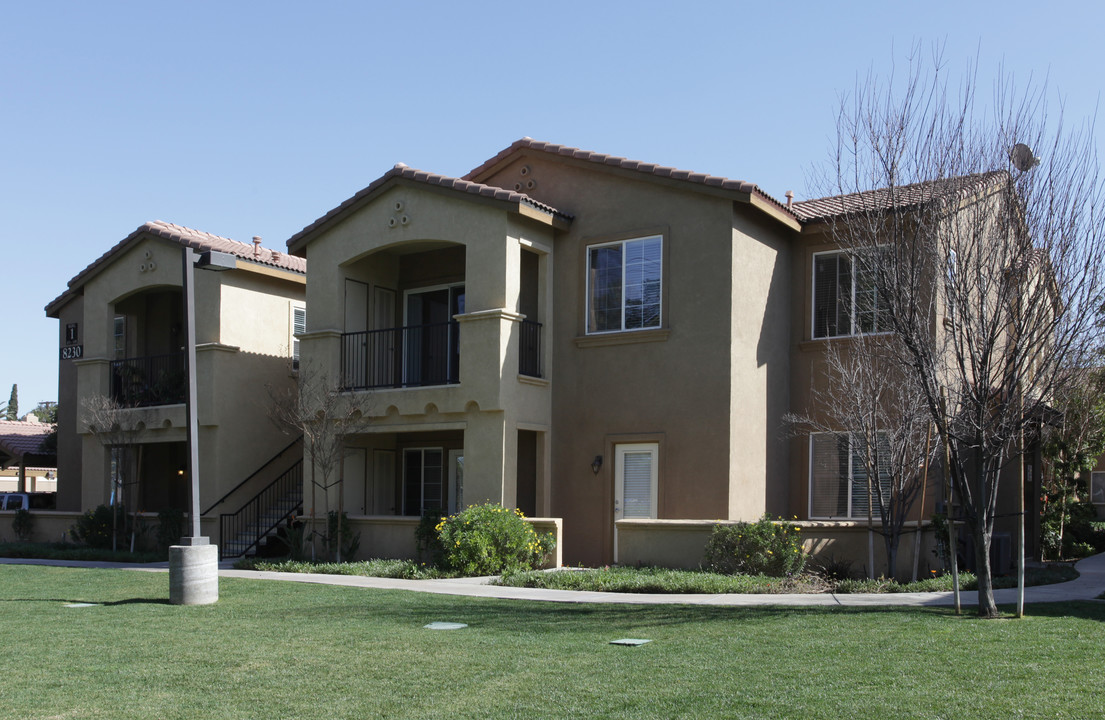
[
  {"left": 703, "top": 515, "right": 806, "bottom": 577},
  {"left": 155, "top": 509, "right": 184, "bottom": 552},
  {"left": 415, "top": 510, "right": 446, "bottom": 566},
  {"left": 12, "top": 509, "right": 33, "bottom": 542},
  {"left": 435, "top": 503, "right": 555, "bottom": 576},
  {"left": 326, "top": 511, "right": 361, "bottom": 561},
  {"left": 70, "top": 504, "right": 131, "bottom": 549}
]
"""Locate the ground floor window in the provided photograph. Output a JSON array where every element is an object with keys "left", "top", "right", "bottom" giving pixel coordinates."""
[
  {"left": 1092, "top": 471, "right": 1105, "bottom": 505},
  {"left": 403, "top": 448, "right": 443, "bottom": 516},
  {"left": 808, "top": 432, "right": 891, "bottom": 519}
]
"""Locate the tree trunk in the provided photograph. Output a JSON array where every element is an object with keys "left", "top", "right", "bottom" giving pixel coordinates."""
[{"left": 972, "top": 524, "right": 999, "bottom": 618}]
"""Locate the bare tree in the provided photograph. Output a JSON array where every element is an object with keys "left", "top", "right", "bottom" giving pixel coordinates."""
[
  {"left": 790, "top": 336, "right": 934, "bottom": 580},
  {"left": 268, "top": 363, "right": 372, "bottom": 562},
  {"left": 81, "top": 395, "right": 146, "bottom": 552},
  {"left": 818, "top": 50, "right": 1105, "bottom": 616}
]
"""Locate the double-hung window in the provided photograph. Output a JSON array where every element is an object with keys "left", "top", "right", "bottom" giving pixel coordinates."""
[
  {"left": 809, "top": 432, "right": 892, "bottom": 519},
  {"left": 812, "top": 250, "right": 890, "bottom": 338},
  {"left": 587, "top": 235, "right": 662, "bottom": 334}
]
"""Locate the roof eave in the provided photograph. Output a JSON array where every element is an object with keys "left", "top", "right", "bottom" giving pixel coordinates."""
[
  {"left": 466, "top": 140, "right": 800, "bottom": 232},
  {"left": 287, "top": 173, "right": 569, "bottom": 257}
]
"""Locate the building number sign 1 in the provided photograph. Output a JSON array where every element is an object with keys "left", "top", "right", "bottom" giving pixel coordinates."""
[{"left": 62, "top": 323, "right": 82, "bottom": 359}]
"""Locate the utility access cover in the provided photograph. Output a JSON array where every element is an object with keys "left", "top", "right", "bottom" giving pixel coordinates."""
[
  {"left": 424, "top": 622, "right": 468, "bottom": 630},
  {"left": 609, "top": 638, "right": 651, "bottom": 646}
]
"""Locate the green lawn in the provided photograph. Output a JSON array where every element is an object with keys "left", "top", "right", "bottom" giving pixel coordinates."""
[{"left": 3, "top": 565, "right": 1104, "bottom": 720}]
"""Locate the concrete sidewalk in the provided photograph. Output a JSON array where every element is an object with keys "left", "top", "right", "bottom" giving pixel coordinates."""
[{"left": 3, "top": 552, "right": 1103, "bottom": 607}]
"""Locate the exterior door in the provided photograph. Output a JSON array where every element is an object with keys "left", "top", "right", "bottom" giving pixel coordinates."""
[
  {"left": 343, "top": 447, "right": 367, "bottom": 515},
  {"left": 403, "top": 285, "right": 463, "bottom": 386},
  {"left": 613, "top": 443, "right": 658, "bottom": 562},
  {"left": 372, "top": 449, "right": 396, "bottom": 515},
  {"left": 343, "top": 280, "right": 369, "bottom": 388}
]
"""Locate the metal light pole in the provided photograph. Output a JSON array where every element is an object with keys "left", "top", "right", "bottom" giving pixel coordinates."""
[{"left": 168, "top": 246, "right": 235, "bottom": 605}]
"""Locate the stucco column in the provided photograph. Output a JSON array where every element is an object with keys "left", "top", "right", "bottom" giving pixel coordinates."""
[{"left": 461, "top": 410, "right": 519, "bottom": 509}]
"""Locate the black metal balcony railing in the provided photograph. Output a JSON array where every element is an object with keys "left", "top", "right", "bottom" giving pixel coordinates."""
[
  {"left": 110, "top": 352, "right": 187, "bottom": 407},
  {"left": 519, "top": 320, "right": 542, "bottom": 378},
  {"left": 341, "top": 321, "right": 459, "bottom": 391}
]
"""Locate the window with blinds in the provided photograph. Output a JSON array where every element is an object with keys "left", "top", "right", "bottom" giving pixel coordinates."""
[
  {"left": 812, "top": 250, "right": 889, "bottom": 338},
  {"left": 292, "top": 305, "right": 306, "bottom": 369},
  {"left": 809, "top": 432, "right": 892, "bottom": 519}
]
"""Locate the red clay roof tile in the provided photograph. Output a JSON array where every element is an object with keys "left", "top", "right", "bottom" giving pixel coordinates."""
[
  {"left": 792, "top": 172, "right": 1007, "bottom": 222},
  {"left": 463, "top": 138, "right": 796, "bottom": 217},
  {"left": 45, "top": 221, "right": 305, "bottom": 315},
  {"left": 285, "top": 163, "right": 571, "bottom": 253}
]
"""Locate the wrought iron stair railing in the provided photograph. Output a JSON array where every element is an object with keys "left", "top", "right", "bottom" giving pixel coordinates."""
[{"left": 219, "top": 460, "right": 303, "bottom": 560}]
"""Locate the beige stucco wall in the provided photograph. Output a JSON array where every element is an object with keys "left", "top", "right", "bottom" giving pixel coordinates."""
[
  {"left": 55, "top": 296, "right": 84, "bottom": 511},
  {"left": 301, "top": 514, "right": 562, "bottom": 568},
  {"left": 296, "top": 181, "right": 557, "bottom": 523},
  {"left": 478, "top": 155, "right": 797, "bottom": 566},
  {"left": 616, "top": 518, "right": 940, "bottom": 578},
  {"left": 51, "top": 233, "right": 305, "bottom": 528},
  {"left": 730, "top": 210, "right": 792, "bottom": 521}
]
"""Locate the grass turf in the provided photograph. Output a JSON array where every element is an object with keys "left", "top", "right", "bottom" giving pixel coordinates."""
[{"left": 2, "top": 565, "right": 1104, "bottom": 719}]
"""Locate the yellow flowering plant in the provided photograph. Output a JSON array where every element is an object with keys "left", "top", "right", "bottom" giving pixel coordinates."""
[
  {"left": 703, "top": 514, "right": 806, "bottom": 577},
  {"left": 434, "top": 502, "right": 555, "bottom": 576}
]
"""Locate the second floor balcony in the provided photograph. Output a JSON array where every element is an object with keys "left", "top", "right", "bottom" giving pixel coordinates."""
[
  {"left": 341, "top": 321, "right": 459, "bottom": 391},
  {"left": 339, "top": 319, "right": 543, "bottom": 392},
  {"left": 110, "top": 352, "right": 186, "bottom": 407}
]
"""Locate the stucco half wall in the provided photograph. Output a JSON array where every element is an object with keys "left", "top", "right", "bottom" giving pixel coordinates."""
[
  {"left": 616, "top": 518, "right": 940, "bottom": 578},
  {"left": 304, "top": 515, "right": 563, "bottom": 568}
]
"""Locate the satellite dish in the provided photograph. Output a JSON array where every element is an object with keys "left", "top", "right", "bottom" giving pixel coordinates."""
[{"left": 1010, "top": 143, "right": 1040, "bottom": 172}]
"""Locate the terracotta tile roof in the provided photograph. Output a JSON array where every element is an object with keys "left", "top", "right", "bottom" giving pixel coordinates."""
[
  {"left": 463, "top": 138, "right": 797, "bottom": 218},
  {"left": 286, "top": 163, "right": 571, "bottom": 253},
  {"left": 792, "top": 172, "right": 1007, "bottom": 222},
  {"left": 0, "top": 420, "right": 54, "bottom": 462},
  {"left": 46, "top": 221, "right": 306, "bottom": 315}
]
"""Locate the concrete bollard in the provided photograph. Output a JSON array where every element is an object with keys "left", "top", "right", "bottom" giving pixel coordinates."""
[{"left": 168, "top": 544, "right": 219, "bottom": 605}]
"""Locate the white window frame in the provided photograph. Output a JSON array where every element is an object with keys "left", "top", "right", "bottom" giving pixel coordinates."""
[
  {"left": 811, "top": 248, "right": 891, "bottom": 339},
  {"left": 585, "top": 235, "right": 663, "bottom": 335},
  {"left": 291, "top": 304, "right": 306, "bottom": 369},
  {"left": 402, "top": 447, "right": 444, "bottom": 516},
  {"left": 808, "top": 431, "right": 891, "bottom": 520},
  {"left": 1092, "top": 471, "right": 1105, "bottom": 505}
]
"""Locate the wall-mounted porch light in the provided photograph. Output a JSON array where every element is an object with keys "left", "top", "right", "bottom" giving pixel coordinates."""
[{"left": 591, "top": 455, "right": 603, "bottom": 474}]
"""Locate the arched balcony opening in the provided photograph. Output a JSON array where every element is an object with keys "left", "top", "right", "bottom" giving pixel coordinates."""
[
  {"left": 110, "top": 287, "right": 185, "bottom": 407},
  {"left": 340, "top": 242, "right": 465, "bottom": 391}
]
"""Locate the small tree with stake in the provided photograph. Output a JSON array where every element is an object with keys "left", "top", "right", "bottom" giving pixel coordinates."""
[
  {"left": 819, "top": 49, "right": 1105, "bottom": 617},
  {"left": 81, "top": 395, "right": 145, "bottom": 552},
  {"left": 789, "top": 336, "right": 935, "bottom": 580},
  {"left": 268, "top": 363, "right": 372, "bottom": 562}
]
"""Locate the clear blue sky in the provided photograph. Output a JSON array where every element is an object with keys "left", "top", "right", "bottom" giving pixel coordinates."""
[{"left": 2, "top": 0, "right": 1103, "bottom": 412}]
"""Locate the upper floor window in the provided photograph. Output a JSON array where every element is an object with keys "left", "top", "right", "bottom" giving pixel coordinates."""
[
  {"left": 292, "top": 305, "right": 306, "bottom": 369},
  {"left": 587, "top": 235, "right": 662, "bottom": 334},
  {"left": 812, "top": 250, "right": 890, "bottom": 339}
]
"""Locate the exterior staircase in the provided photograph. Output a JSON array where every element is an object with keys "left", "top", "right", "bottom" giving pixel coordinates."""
[
  {"left": 219, "top": 464, "right": 303, "bottom": 559},
  {"left": 204, "top": 436, "right": 304, "bottom": 560}
]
